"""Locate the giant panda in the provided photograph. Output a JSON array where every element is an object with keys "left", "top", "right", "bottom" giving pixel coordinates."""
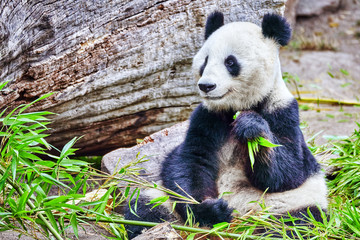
[{"left": 125, "top": 12, "right": 328, "bottom": 238}]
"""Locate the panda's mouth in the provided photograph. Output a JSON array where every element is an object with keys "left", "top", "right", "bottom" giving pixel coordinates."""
[
  {"left": 205, "top": 95, "right": 223, "bottom": 100},
  {"left": 204, "top": 90, "right": 230, "bottom": 100}
]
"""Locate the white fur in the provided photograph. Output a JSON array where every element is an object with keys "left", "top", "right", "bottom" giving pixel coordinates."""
[
  {"left": 217, "top": 168, "right": 327, "bottom": 216},
  {"left": 192, "top": 22, "right": 293, "bottom": 112},
  {"left": 216, "top": 138, "right": 328, "bottom": 216}
]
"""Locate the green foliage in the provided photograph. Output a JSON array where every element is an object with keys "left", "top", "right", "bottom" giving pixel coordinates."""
[
  {"left": 2, "top": 79, "right": 360, "bottom": 239},
  {"left": 328, "top": 122, "right": 360, "bottom": 203},
  {"left": 246, "top": 137, "right": 282, "bottom": 170},
  {"left": 0, "top": 88, "right": 132, "bottom": 239}
]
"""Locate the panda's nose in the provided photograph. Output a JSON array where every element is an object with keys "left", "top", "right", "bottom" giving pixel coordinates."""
[{"left": 198, "top": 83, "right": 216, "bottom": 93}]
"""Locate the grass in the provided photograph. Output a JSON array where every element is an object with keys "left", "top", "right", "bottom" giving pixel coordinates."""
[
  {"left": 1, "top": 82, "right": 360, "bottom": 239},
  {"left": 0, "top": 83, "right": 150, "bottom": 239},
  {"left": 328, "top": 123, "right": 360, "bottom": 202},
  {"left": 286, "top": 34, "right": 337, "bottom": 51}
]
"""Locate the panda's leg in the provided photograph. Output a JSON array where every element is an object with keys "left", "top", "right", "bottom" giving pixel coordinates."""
[
  {"left": 270, "top": 206, "right": 327, "bottom": 238},
  {"left": 124, "top": 190, "right": 177, "bottom": 239},
  {"left": 252, "top": 206, "right": 326, "bottom": 238},
  {"left": 162, "top": 145, "right": 234, "bottom": 227},
  {"left": 161, "top": 105, "right": 234, "bottom": 226}
]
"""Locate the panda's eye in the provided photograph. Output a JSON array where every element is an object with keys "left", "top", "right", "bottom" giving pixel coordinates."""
[
  {"left": 224, "top": 55, "right": 240, "bottom": 77},
  {"left": 225, "top": 58, "right": 234, "bottom": 67}
]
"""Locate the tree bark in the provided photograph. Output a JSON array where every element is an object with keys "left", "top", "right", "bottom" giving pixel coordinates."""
[{"left": 0, "top": 0, "right": 286, "bottom": 155}]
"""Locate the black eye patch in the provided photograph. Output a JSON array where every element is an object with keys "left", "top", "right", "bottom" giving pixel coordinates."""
[
  {"left": 224, "top": 55, "right": 240, "bottom": 77},
  {"left": 199, "top": 56, "right": 208, "bottom": 76}
]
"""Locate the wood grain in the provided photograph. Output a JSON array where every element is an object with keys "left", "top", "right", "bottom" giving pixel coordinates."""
[{"left": 0, "top": 0, "right": 285, "bottom": 155}]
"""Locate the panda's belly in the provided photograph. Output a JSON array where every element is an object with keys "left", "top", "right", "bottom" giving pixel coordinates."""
[{"left": 216, "top": 138, "right": 328, "bottom": 216}]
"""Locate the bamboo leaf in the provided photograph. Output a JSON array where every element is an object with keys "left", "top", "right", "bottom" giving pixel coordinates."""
[
  {"left": 233, "top": 111, "right": 242, "bottom": 120},
  {"left": 340, "top": 68, "right": 349, "bottom": 76},
  {"left": 39, "top": 173, "right": 70, "bottom": 189},
  {"left": 147, "top": 196, "right": 169, "bottom": 209},
  {"left": 186, "top": 233, "right": 197, "bottom": 240},
  {"left": 11, "top": 154, "right": 18, "bottom": 181},
  {"left": 128, "top": 188, "right": 140, "bottom": 218},
  {"left": 18, "top": 92, "right": 54, "bottom": 114},
  {"left": 59, "top": 137, "right": 79, "bottom": 161},
  {"left": 19, "top": 151, "right": 42, "bottom": 161},
  {"left": 257, "top": 137, "right": 282, "bottom": 148},
  {"left": 211, "top": 222, "right": 229, "bottom": 231},
  {"left": 45, "top": 210, "right": 59, "bottom": 233},
  {"left": 248, "top": 141, "right": 255, "bottom": 170},
  {"left": 44, "top": 196, "right": 74, "bottom": 206},
  {"left": 0, "top": 81, "right": 9, "bottom": 90},
  {"left": 70, "top": 212, "right": 79, "bottom": 239},
  {"left": 95, "top": 187, "right": 114, "bottom": 221},
  {"left": 148, "top": 196, "right": 169, "bottom": 205},
  {"left": 57, "top": 204, "right": 84, "bottom": 212},
  {"left": 327, "top": 71, "right": 335, "bottom": 78},
  {"left": 59, "top": 159, "right": 89, "bottom": 167}
]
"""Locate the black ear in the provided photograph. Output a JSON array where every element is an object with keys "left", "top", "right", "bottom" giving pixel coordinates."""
[
  {"left": 262, "top": 13, "right": 291, "bottom": 46},
  {"left": 205, "top": 11, "right": 224, "bottom": 40}
]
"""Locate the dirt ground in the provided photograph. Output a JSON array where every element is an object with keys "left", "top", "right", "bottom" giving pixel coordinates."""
[{"left": 280, "top": 0, "right": 360, "bottom": 144}]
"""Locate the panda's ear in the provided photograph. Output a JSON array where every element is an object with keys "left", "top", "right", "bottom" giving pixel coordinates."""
[
  {"left": 261, "top": 13, "right": 291, "bottom": 46},
  {"left": 205, "top": 11, "right": 224, "bottom": 40}
]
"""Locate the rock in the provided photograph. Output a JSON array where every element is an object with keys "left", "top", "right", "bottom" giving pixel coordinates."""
[
  {"left": 101, "top": 121, "right": 189, "bottom": 182},
  {"left": 0, "top": 0, "right": 286, "bottom": 155},
  {"left": 296, "top": 0, "right": 341, "bottom": 17},
  {"left": 132, "top": 222, "right": 183, "bottom": 240},
  {"left": 284, "top": 0, "right": 300, "bottom": 27}
]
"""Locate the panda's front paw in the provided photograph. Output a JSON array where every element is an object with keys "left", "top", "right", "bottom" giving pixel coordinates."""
[
  {"left": 232, "top": 111, "right": 270, "bottom": 142},
  {"left": 192, "top": 198, "right": 233, "bottom": 226}
]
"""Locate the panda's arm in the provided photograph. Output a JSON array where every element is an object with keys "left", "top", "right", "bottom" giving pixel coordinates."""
[
  {"left": 233, "top": 99, "right": 320, "bottom": 193},
  {"left": 161, "top": 104, "right": 233, "bottom": 225}
]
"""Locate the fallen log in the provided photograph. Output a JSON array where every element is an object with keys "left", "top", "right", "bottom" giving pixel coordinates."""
[{"left": 0, "top": 0, "right": 286, "bottom": 155}]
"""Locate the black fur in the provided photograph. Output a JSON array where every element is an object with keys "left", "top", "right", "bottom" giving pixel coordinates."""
[
  {"left": 161, "top": 106, "right": 234, "bottom": 226},
  {"left": 187, "top": 198, "right": 233, "bottom": 226},
  {"left": 224, "top": 55, "right": 241, "bottom": 77},
  {"left": 233, "top": 99, "right": 320, "bottom": 192},
  {"left": 205, "top": 11, "right": 224, "bottom": 40},
  {"left": 199, "top": 56, "right": 208, "bottom": 76},
  {"left": 125, "top": 197, "right": 175, "bottom": 239},
  {"left": 161, "top": 98, "right": 320, "bottom": 225},
  {"left": 262, "top": 13, "right": 291, "bottom": 46}
]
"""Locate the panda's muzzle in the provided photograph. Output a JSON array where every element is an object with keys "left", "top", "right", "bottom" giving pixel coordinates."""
[{"left": 198, "top": 83, "right": 216, "bottom": 93}]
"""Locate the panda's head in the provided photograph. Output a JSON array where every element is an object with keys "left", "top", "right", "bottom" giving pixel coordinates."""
[{"left": 192, "top": 12, "right": 292, "bottom": 112}]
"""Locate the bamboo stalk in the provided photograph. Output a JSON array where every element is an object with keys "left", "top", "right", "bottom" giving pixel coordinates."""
[
  {"left": 295, "top": 97, "right": 360, "bottom": 106},
  {"left": 81, "top": 216, "right": 260, "bottom": 239},
  {"left": 83, "top": 216, "right": 349, "bottom": 240}
]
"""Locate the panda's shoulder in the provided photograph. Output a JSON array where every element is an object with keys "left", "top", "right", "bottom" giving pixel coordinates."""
[
  {"left": 261, "top": 98, "right": 299, "bottom": 125},
  {"left": 189, "top": 104, "right": 233, "bottom": 128}
]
